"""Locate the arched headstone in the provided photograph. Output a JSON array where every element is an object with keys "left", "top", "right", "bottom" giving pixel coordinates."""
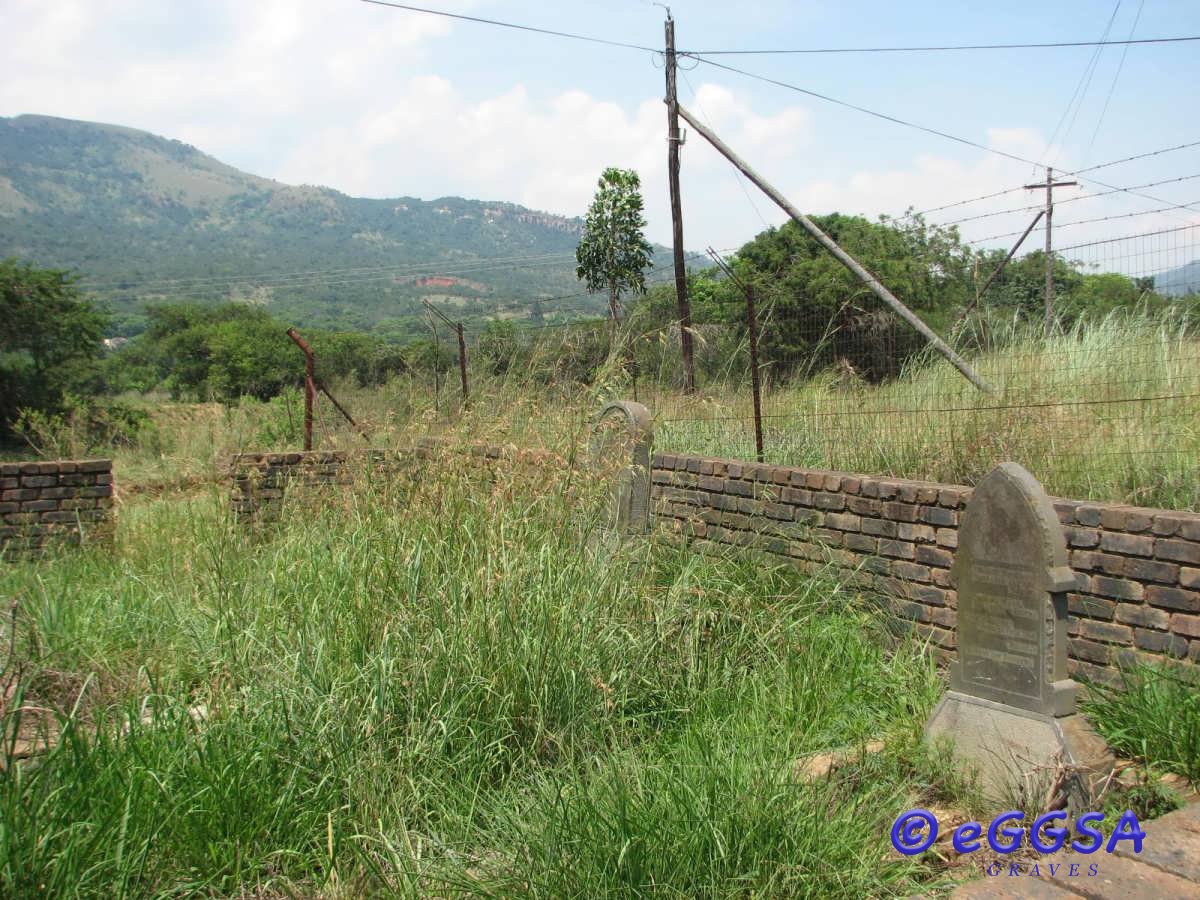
[
  {"left": 589, "top": 400, "right": 653, "bottom": 535},
  {"left": 925, "top": 462, "right": 1112, "bottom": 806}
]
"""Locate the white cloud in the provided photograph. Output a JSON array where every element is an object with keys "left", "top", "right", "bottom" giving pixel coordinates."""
[{"left": 9, "top": 0, "right": 1189, "bottom": 262}]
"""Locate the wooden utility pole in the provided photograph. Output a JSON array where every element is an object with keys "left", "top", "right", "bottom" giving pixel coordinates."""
[
  {"left": 676, "top": 102, "right": 994, "bottom": 394},
  {"left": 664, "top": 13, "right": 696, "bottom": 393},
  {"left": 1024, "top": 167, "right": 1077, "bottom": 335}
]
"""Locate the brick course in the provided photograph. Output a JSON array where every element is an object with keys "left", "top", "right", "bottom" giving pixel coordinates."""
[
  {"left": 0, "top": 459, "right": 114, "bottom": 557},
  {"left": 652, "top": 452, "right": 1200, "bottom": 682}
]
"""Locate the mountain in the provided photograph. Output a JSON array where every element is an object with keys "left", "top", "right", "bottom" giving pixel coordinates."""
[
  {"left": 0, "top": 114, "right": 662, "bottom": 337},
  {"left": 1155, "top": 258, "right": 1200, "bottom": 296}
]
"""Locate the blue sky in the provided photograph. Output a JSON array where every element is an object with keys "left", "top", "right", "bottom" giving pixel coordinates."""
[{"left": 4, "top": 0, "right": 1199, "bottom": 264}]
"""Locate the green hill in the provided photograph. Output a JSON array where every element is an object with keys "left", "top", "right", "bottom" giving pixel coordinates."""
[{"left": 0, "top": 114, "right": 663, "bottom": 338}]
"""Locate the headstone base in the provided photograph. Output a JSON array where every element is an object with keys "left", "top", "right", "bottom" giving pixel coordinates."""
[{"left": 926, "top": 691, "right": 1114, "bottom": 810}]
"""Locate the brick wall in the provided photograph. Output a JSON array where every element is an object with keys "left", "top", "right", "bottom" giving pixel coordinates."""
[
  {"left": 1, "top": 459, "right": 115, "bottom": 556},
  {"left": 652, "top": 452, "right": 1200, "bottom": 683},
  {"left": 230, "top": 443, "right": 559, "bottom": 520}
]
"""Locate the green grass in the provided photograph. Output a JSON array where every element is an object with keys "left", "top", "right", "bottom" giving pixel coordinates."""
[
  {"left": 2, "top": 457, "right": 972, "bottom": 897},
  {"left": 1084, "top": 662, "right": 1200, "bottom": 784}
]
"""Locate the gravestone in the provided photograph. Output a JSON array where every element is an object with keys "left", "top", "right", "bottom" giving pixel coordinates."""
[
  {"left": 925, "top": 462, "right": 1113, "bottom": 807},
  {"left": 588, "top": 400, "right": 653, "bottom": 536}
]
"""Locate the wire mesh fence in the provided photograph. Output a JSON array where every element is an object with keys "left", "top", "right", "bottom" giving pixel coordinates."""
[
  {"left": 642, "top": 223, "right": 1200, "bottom": 510},
  {"left": 299, "top": 221, "right": 1199, "bottom": 510}
]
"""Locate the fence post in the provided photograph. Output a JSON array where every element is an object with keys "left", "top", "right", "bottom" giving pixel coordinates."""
[
  {"left": 456, "top": 322, "right": 469, "bottom": 402},
  {"left": 745, "top": 282, "right": 765, "bottom": 463},
  {"left": 707, "top": 248, "right": 764, "bottom": 462},
  {"left": 286, "top": 327, "right": 315, "bottom": 451}
]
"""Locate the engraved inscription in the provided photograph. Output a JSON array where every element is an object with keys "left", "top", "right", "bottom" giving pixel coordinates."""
[{"left": 957, "top": 577, "right": 1043, "bottom": 704}]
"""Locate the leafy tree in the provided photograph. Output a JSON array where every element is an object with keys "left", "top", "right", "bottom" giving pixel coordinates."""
[
  {"left": 971, "top": 249, "right": 1083, "bottom": 319},
  {"left": 111, "top": 303, "right": 407, "bottom": 401},
  {"left": 0, "top": 258, "right": 107, "bottom": 436},
  {"left": 575, "top": 168, "right": 654, "bottom": 321},
  {"left": 725, "top": 214, "right": 974, "bottom": 380}
]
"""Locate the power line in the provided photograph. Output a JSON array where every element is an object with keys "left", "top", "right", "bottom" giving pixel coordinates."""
[
  {"left": 688, "top": 54, "right": 1200, "bottom": 223},
  {"left": 905, "top": 139, "right": 1200, "bottom": 220},
  {"left": 935, "top": 172, "right": 1200, "bottom": 227},
  {"left": 966, "top": 199, "right": 1200, "bottom": 244},
  {"left": 905, "top": 186, "right": 1031, "bottom": 219},
  {"left": 679, "top": 35, "right": 1200, "bottom": 55},
  {"left": 1038, "top": 0, "right": 1121, "bottom": 173},
  {"left": 357, "top": 0, "right": 657, "bottom": 53},
  {"left": 1070, "top": 171, "right": 1200, "bottom": 219},
  {"left": 1083, "top": 0, "right": 1145, "bottom": 162},
  {"left": 689, "top": 55, "right": 1048, "bottom": 170},
  {"left": 1070, "top": 139, "right": 1200, "bottom": 176}
]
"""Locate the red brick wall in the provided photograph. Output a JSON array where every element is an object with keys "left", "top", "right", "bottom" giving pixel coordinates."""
[
  {"left": 0, "top": 459, "right": 114, "bottom": 556},
  {"left": 652, "top": 452, "right": 1200, "bottom": 683}
]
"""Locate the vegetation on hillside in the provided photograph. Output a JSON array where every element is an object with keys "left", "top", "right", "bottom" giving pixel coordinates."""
[{"left": 0, "top": 114, "right": 629, "bottom": 338}]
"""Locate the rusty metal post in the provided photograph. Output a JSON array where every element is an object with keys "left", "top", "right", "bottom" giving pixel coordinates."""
[
  {"left": 456, "top": 322, "right": 469, "bottom": 402},
  {"left": 286, "top": 327, "right": 315, "bottom": 450}
]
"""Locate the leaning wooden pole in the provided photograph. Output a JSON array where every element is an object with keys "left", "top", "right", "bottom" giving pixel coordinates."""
[
  {"left": 675, "top": 103, "right": 995, "bottom": 394},
  {"left": 966, "top": 209, "right": 1045, "bottom": 316}
]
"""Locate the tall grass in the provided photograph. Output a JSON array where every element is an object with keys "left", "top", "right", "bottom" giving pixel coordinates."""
[
  {"left": 1, "top": 455, "right": 964, "bottom": 897},
  {"left": 656, "top": 311, "right": 1200, "bottom": 509},
  {"left": 70, "top": 309, "right": 1198, "bottom": 513},
  {"left": 1084, "top": 663, "right": 1200, "bottom": 784}
]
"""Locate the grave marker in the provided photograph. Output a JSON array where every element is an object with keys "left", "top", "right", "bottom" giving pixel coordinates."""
[
  {"left": 588, "top": 400, "right": 653, "bottom": 535},
  {"left": 925, "top": 462, "right": 1112, "bottom": 806}
]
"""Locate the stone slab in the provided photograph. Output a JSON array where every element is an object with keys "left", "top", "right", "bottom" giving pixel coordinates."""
[
  {"left": 950, "top": 462, "right": 1080, "bottom": 717},
  {"left": 950, "top": 879, "right": 1084, "bottom": 899},
  {"left": 926, "top": 691, "right": 1113, "bottom": 806},
  {"left": 1112, "top": 813, "right": 1200, "bottom": 881},
  {"left": 1042, "top": 850, "right": 1200, "bottom": 899}
]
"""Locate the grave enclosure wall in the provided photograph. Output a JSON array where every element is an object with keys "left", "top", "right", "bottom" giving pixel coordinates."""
[
  {"left": 652, "top": 452, "right": 1200, "bottom": 684},
  {"left": 0, "top": 459, "right": 114, "bottom": 556},
  {"left": 226, "top": 445, "right": 1200, "bottom": 682}
]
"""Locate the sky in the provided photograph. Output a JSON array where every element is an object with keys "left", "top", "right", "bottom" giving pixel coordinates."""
[{"left": 4, "top": 0, "right": 1200, "bottom": 277}]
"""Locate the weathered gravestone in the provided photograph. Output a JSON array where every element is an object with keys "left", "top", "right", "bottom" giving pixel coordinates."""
[
  {"left": 588, "top": 400, "right": 653, "bottom": 536},
  {"left": 925, "top": 462, "right": 1113, "bottom": 807}
]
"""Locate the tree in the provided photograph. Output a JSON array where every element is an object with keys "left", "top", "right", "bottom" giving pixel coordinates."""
[
  {"left": 728, "top": 214, "right": 974, "bottom": 380},
  {"left": 0, "top": 259, "right": 107, "bottom": 436},
  {"left": 575, "top": 168, "right": 654, "bottom": 322}
]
